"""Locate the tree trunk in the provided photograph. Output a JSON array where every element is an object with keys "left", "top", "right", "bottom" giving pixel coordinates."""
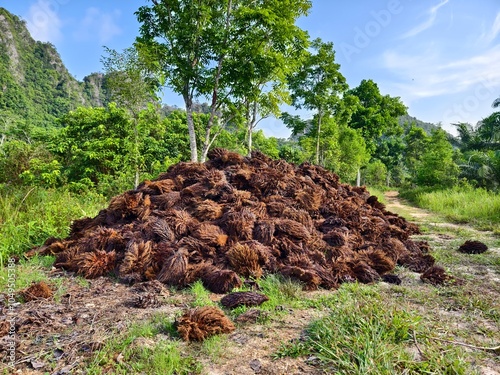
[
  {"left": 135, "top": 169, "right": 140, "bottom": 189},
  {"left": 200, "top": 0, "right": 232, "bottom": 163},
  {"left": 200, "top": 129, "right": 211, "bottom": 163},
  {"left": 133, "top": 115, "right": 140, "bottom": 189},
  {"left": 201, "top": 116, "right": 229, "bottom": 162},
  {"left": 184, "top": 94, "right": 198, "bottom": 162},
  {"left": 315, "top": 110, "right": 323, "bottom": 165},
  {"left": 247, "top": 129, "right": 253, "bottom": 158},
  {"left": 386, "top": 170, "right": 391, "bottom": 187},
  {"left": 247, "top": 101, "right": 258, "bottom": 157},
  {"left": 356, "top": 168, "right": 361, "bottom": 187},
  {"left": 200, "top": 119, "right": 218, "bottom": 163}
]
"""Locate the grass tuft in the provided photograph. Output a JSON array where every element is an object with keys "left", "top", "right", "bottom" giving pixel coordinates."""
[
  {"left": 276, "top": 283, "right": 474, "bottom": 374},
  {"left": 257, "top": 274, "right": 304, "bottom": 310},
  {"left": 86, "top": 316, "right": 201, "bottom": 375},
  {"left": 188, "top": 280, "right": 215, "bottom": 307}
]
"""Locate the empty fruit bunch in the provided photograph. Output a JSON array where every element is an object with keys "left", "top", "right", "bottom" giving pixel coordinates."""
[{"left": 31, "top": 149, "right": 434, "bottom": 293}]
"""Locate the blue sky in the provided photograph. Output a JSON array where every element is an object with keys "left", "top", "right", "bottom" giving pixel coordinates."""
[{"left": 2, "top": 0, "right": 500, "bottom": 137}]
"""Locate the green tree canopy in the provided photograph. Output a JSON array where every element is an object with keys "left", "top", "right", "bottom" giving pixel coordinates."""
[
  {"left": 284, "top": 38, "right": 348, "bottom": 165},
  {"left": 414, "top": 129, "right": 459, "bottom": 187},
  {"left": 347, "top": 79, "right": 407, "bottom": 153},
  {"left": 53, "top": 103, "right": 133, "bottom": 189},
  {"left": 135, "top": 0, "right": 311, "bottom": 162},
  {"left": 101, "top": 46, "right": 161, "bottom": 187}
]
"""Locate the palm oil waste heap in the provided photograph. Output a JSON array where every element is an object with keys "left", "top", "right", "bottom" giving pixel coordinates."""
[{"left": 34, "top": 149, "right": 436, "bottom": 293}]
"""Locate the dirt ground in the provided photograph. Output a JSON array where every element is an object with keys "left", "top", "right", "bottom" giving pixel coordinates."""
[{"left": 1, "top": 191, "right": 499, "bottom": 375}]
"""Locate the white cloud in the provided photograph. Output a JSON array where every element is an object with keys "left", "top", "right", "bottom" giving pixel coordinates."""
[
  {"left": 480, "top": 12, "right": 500, "bottom": 45},
  {"left": 25, "top": 0, "right": 63, "bottom": 43},
  {"left": 381, "top": 45, "right": 500, "bottom": 101},
  {"left": 401, "top": 0, "right": 449, "bottom": 39},
  {"left": 74, "top": 8, "right": 122, "bottom": 44}
]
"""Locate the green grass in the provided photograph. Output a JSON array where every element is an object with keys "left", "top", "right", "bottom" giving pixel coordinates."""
[
  {"left": 400, "top": 186, "right": 500, "bottom": 232},
  {"left": 187, "top": 280, "right": 216, "bottom": 307},
  {"left": 276, "top": 283, "right": 475, "bottom": 375},
  {"left": 0, "top": 255, "right": 74, "bottom": 303},
  {"left": 257, "top": 274, "right": 305, "bottom": 310},
  {"left": 0, "top": 185, "right": 107, "bottom": 265},
  {"left": 0, "top": 255, "right": 55, "bottom": 291},
  {"left": 200, "top": 334, "right": 229, "bottom": 363},
  {"left": 223, "top": 275, "right": 305, "bottom": 323},
  {"left": 86, "top": 314, "right": 201, "bottom": 375}
]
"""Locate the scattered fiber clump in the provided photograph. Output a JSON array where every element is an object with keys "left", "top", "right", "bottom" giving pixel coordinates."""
[
  {"left": 176, "top": 306, "right": 235, "bottom": 341},
  {"left": 31, "top": 149, "right": 437, "bottom": 292},
  {"left": 220, "top": 292, "right": 269, "bottom": 309},
  {"left": 458, "top": 240, "right": 488, "bottom": 254},
  {"left": 420, "top": 266, "right": 459, "bottom": 286},
  {"left": 20, "top": 281, "right": 53, "bottom": 302}
]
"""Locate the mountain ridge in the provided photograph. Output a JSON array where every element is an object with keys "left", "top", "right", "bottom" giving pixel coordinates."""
[{"left": 0, "top": 7, "right": 108, "bottom": 127}]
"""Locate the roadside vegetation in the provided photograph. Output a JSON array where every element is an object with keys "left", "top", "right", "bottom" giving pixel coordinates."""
[
  {"left": 400, "top": 186, "right": 500, "bottom": 233},
  {"left": 276, "top": 283, "right": 477, "bottom": 375},
  {"left": 0, "top": 185, "right": 107, "bottom": 264}
]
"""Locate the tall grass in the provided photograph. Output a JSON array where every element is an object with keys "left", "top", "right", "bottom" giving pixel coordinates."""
[
  {"left": 400, "top": 186, "right": 500, "bottom": 232},
  {"left": 0, "top": 184, "right": 107, "bottom": 264}
]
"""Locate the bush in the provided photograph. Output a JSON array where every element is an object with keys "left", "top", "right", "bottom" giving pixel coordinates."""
[
  {"left": 0, "top": 140, "right": 56, "bottom": 185},
  {"left": 20, "top": 158, "right": 63, "bottom": 188},
  {"left": 413, "top": 129, "right": 459, "bottom": 188},
  {"left": 364, "top": 160, "right": 387, "bottom": 187}
]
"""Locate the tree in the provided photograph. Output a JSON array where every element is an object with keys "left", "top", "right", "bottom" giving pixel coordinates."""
[
  {"left": 458, "top": 150, "right": 500, "bottom": 189},
  {"left": 454, "top": 122, "right": 482, "bottom": 151},
  {"left": 364, "top": 160, "right": 388, "bottom": 187},
  {"left": 135, "top": 0, "right": 311, "bottom": 162},
  {"left": 252, "top": 130, "right": 280, "bottom": 159},
  {"left": 493, "top": 96, "right": 500, "bottom": 108},
  {"left": 101, "top": 46, "right": 160, "bottom": 187},
  {"left": 373, "top": 134, "right": 406, "bottom": 186},
  {"left": 278, "top": 140, "right": 308, "bottom": 164},
  {"left": 223, "top": 0, "right": 309, "bottom": 157},
  {"left": 0, "top": 139, "right": 58, "bottom": 186},
  {"left": 284, "top": 38, "right": 347, "bottom": 165},
  {"left": 53, "top": 104, "right": 133, "bottom": 191},
  {"left": 336, "top": 126, "right": 370, "bottom": 183},
  {"left": 346, "top": 79, "right": 407, "bottom": 184},
  {"left": 403, "top": 124, "right": 429, "bottom": 180},
  {"left": 281, "top": 113, "right": 339, "bottom": 167},
  {"left": 477, "top": 112, "right": 500, "bottom": 147},
  {"left": 414, "top": 129, "right": 459, "bottom": 187},
  {"left": 347, "top": 79, "right": 407, "bottom": 154},
  {"left": 135, "top": 0, "right": 219, "bottom": 161},
  {"left": 454, "top": 117, "right": 500, "bottom": 189}
]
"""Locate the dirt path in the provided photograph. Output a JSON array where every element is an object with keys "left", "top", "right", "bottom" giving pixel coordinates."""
[
  {"left": 384, "top": 191, "right": 430, "bottom": 220},
  {"left": 384, "top": 191, "right": 500, "bottom": 375}
]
